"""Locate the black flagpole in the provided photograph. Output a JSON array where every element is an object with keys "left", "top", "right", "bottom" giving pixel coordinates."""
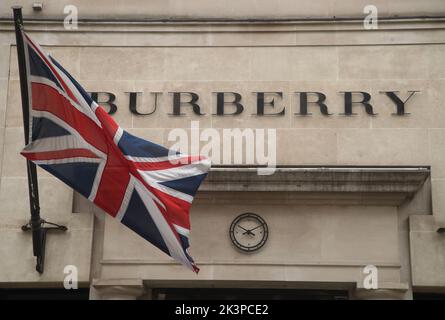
[{"left": 12, "top": 6, "right": 67, "bottom": 274}]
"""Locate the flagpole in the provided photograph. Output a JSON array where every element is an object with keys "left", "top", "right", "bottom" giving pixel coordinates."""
[
  {"left": 12, "top": 6, "right": 67, "bottom": 274},
  {"left": 12, "top": 5, "right": 46, "bottom": 273}
]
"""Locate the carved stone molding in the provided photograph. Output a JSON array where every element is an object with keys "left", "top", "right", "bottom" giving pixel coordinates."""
[
  {"left": 198, "top": 167, "right": 429, "bottom": 205},
  {"left": 92, "top": 279, "right": 146, "bottom": 300}
]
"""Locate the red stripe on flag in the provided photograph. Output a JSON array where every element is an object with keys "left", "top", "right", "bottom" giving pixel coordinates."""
[
  {"left": 93, "top": 161, "right": 131, "bottom": 217},
  {"left": 92, "top": 133, "right": 131, "bottom": 217},
  {"left": 131, "top": 169, "right": 193, "bottom": 230},
  {"left": 22, "top": 148, "right": 100, "bottom": 161},
  {"left": 95, "top": 106, "right": 119, "bottom": 137},
  {"left": 133, "top": 156, "right": 205, "bottom": 171},
  {"left": 31, "top": 82, "right": 107, "bottom": 154},
  {"left": 153, "top": 188, "right": 192, "bottom": 230},
  {"left": 24, "top": 33, "right": 79, "bottom": 104}
]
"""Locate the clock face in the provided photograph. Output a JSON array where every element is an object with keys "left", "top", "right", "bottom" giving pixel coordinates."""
[{"left": 229, "top": 213, "right": 268, "bottom": 252}]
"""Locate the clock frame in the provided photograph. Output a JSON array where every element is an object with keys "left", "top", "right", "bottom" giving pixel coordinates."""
[{"left": 229, "top": 212, "right": 268, "bottom": 252}]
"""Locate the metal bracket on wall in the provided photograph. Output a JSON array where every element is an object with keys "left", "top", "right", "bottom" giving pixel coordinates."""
[{"left": 21, "top": 220, "right": 67, "bottom": 274}]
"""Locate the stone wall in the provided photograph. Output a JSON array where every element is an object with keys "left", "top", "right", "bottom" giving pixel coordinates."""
[{"left": 1, "top": 0, "right": 445, "bottom": 19}]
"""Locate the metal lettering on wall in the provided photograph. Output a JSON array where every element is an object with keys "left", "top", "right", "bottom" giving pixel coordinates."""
[{"left": 89, "top": 90, "right": 419, "bottom": 117}]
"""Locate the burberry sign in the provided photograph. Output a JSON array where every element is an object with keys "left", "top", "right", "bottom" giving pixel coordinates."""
[{"left": 90, "top": 90, "right": 419, "bottom": 116}]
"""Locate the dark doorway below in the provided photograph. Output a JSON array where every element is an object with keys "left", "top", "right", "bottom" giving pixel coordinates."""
[
  {"left": 0, "top": 288, "right": 89, "bottom": 300},
  {"left": 152, "top": 288, "right": 349, "bottom": 300}
]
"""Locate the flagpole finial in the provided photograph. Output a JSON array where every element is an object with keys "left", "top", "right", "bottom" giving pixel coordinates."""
[
  {"left": 11, "top": 5, "right": 23, "bottom": 15},
  {"left": 12, "top": 6, "right": 24, "bottom": 31}
]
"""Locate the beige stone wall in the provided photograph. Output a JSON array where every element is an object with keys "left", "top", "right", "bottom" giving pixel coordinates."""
[
  {"left": 100, "top": 199, "right": 401, "bottom": 283},
  {"left": 1, "top": 2, "right": 445, "bottom": 295},
  {"left": 1, "top": 0, "right": 445, "bottom": 19}
]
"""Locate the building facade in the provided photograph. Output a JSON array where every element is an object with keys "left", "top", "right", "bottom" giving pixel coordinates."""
[{"left": 1, "top": 0, "right": 445, "bottom": 299}]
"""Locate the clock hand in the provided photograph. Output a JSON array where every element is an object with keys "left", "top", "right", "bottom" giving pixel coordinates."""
[
  {"left": 249, "top": 223, "right": 264, "bottom": 231},
  {"left": 238, "top": 225, "right": 256, "bottom": 236}
]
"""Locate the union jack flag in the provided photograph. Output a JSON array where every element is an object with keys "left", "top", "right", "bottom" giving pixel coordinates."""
[{"left": 19, "top": 32, "right": 210, "bottom": 273}]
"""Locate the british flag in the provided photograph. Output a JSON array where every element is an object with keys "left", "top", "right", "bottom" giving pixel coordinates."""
[{"left": 19, "top": 32, "right": 210, "bottom": 273}]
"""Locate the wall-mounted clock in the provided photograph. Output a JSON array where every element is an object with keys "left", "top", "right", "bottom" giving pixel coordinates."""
[{"left": 229, "top": 213, "right": 268, "bottom": 252}]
